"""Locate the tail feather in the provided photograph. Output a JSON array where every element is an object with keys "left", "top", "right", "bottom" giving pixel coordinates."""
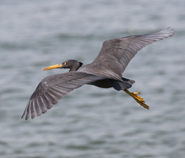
[{"left": 111, "top": 77, "right": 135, "bottom": 91}]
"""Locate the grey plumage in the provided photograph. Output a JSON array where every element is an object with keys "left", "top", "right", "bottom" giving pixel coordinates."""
[
  {"left": 22, "top": 72, "right": 105, "bottom": 120},
  {"left": 21, "top": 28, "right": 174, "bottom": 120},
  {"left": 79, "top": 27, "right": 174, "bottom": 80}
]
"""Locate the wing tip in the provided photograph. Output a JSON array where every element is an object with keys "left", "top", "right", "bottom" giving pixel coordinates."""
[
  {"left": 21, "top": 100, "right": 53, "bottom": 120},
  {"left": 21, "top": 115, "right": 29, "bottom": 120},
  {"left": 21, "top": 112, "right": 41, "bottom": 120},
  {"left": 160, "top": 27, "right": 175, "bottom": 37},
  {"left": 21, "top": 114, "right": 25, "bottom": 120}
]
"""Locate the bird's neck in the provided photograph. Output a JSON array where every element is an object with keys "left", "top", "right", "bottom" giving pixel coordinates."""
[{"left": 69, "top": 62, "right": 83, "bottom": 71}]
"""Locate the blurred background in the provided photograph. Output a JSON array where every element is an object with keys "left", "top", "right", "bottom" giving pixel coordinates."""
[{"left": 0, "top": 0, "right": 185, "bottom": 158}]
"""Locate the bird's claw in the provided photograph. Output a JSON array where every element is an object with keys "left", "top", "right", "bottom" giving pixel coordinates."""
[
  {"left": 131, "top": 92, "right": 144, "bottom": 102},
  {"left": 124, "top": 89, "right": 149, "bottom": 110}
]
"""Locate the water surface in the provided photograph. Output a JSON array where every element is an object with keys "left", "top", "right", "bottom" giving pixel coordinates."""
[{"left": 0, "top": 0, "right": 185, "bottom": 158}]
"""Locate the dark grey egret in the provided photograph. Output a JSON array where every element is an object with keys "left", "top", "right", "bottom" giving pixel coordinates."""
[{"left": 21, "top": 28, "right": 174, "bottom": 120}]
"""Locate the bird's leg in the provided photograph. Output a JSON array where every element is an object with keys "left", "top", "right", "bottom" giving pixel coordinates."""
[{"left": 123, "top": 89, "right": 149, "bottom": 110}]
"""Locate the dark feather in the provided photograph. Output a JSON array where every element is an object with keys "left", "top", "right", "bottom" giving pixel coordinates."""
[
  {"left": 22, "top": 28, "right": 174, "bottom": 120},
  {"left": 79, "top": 28, "right": 174, "bottom": 80},
  {"left": 21, "top": 72, "right": 105, "bottom": 120}
]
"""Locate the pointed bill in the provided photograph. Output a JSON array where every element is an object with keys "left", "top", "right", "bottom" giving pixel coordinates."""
[{"left": 42, "top": 64, "right": 63, "bottom": 71}]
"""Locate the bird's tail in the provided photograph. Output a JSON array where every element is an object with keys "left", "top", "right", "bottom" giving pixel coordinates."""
[{"left": 111, "top": 77, "right": 135, "bottom": 91}]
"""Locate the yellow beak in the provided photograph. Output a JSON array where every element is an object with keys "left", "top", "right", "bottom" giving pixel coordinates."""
[{"left": 42, "top": 64, "right": 63, "bottom": 71}]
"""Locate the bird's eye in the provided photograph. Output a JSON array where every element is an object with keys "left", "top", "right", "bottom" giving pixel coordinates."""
[{"left": 64, "top": 62, "right": 67, "bottom": 65}]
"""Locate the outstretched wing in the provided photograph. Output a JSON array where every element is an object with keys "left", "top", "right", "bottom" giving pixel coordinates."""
[
  {"left": 93, "top": 27, "right": 174, "bottom": 76},
  {"left": 21, "top": 72, "right": 104, "bottom": 120}
]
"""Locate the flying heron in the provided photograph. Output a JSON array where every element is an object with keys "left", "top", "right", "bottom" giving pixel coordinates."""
[{"left": 21, "top": 28, "right": 174, "bottom": 120}]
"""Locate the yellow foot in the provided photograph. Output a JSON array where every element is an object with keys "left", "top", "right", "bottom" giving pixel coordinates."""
[
  {"left": 130, "top": 92, "right": 144, "bottom": 102},
  {"left": 124, "top": 89, "right": 149, "bottom": 110}
]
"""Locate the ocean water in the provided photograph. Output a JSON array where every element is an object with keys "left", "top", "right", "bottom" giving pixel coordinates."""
[{"left": 0, "top": 0, "right": 185, "bottom": 158}]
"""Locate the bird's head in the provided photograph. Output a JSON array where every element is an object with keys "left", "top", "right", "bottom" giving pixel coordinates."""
[{"left": 42, "top": 59, "right": 83, "bottom": 72}]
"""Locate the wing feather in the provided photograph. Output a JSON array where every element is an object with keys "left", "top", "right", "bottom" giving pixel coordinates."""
[
  {"left": 93, "top": 27, "right": 174, "bottom": 75},
  {"left": 34, "top": 99, "right": 42, "bottom": 116},
  {"left": 38, "top": 97, "right": 47, "bottom": 114},
  {"left": 41, "top": 95, "right": 53, "bottom": 109},
  {"left": 30, "top": 101, "right": 36, "bottom": 119},
  {"left": 21, "top": 71, "right": 104, "bottom": 120}
]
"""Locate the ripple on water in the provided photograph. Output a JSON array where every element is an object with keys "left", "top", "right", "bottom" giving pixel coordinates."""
[{"left": 0, "top": 0, "right": 185, "bottom": 158}]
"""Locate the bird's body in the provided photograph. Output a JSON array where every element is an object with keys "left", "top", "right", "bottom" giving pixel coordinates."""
[{"left": 21, "top": 28, "right": 174, "bottom": 120}]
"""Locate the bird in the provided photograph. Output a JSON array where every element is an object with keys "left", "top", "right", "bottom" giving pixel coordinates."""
[{"left": 21, "top": 27, "right": 174, "bottom": 120}]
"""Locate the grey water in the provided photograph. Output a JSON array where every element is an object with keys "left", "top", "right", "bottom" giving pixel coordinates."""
[{"left": 0, "top": 0, "right": 185, "bottom": 157}]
